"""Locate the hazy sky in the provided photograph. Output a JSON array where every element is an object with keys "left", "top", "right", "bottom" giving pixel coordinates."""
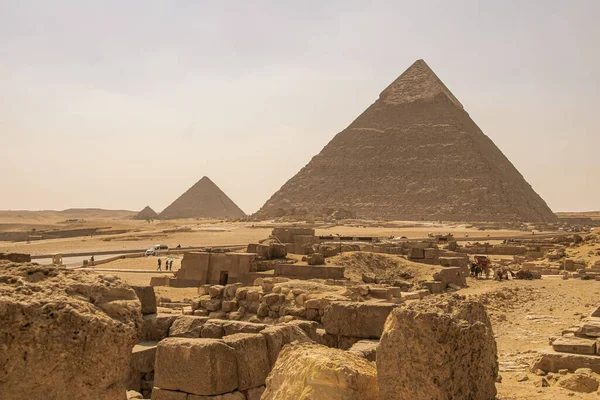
[{"left": 1, "top": 0, "right": 598, "bottom": 214}]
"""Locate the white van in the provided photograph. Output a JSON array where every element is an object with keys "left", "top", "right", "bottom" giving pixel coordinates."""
[{"left": 145, "top": 244, "right": 168, "bottom": 256}]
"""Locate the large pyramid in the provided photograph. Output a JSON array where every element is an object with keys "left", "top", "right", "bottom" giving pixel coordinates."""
[
  {"left": 133, "top": 205, "right": 158, "bottom": 220},
  {"left": 254, "top": 60, "right": 555, "bottom": 222},
  {"left": 159, "top": 176, "right": 246, "bottom": 219}
]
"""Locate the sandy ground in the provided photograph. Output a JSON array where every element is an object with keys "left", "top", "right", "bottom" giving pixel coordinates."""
[
  {"left": 462, "top": 277, "right": 600, "bottom": 399},
  {"left": 0, "top": 215, "right": 529, "bottom": 256}
]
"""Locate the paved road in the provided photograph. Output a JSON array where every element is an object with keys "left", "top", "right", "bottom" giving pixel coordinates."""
[{"left": 35, "top": 254, "right": 129, "bottom": 268}]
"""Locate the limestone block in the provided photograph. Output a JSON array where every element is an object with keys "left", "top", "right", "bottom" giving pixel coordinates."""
[
  {"left": 209, "top": 311, "right": 227, "bottom": 320},
  {"left": 552, "top": 336, "right": 596, "bottom": 355},
  {"left": 222, "top": 334, "right": 270, "bottom": 390},
  {"left": 533, "top": 350, "right": 600, "bottom": 373},
  {"left": 433, "top": 267, "right": 466, "bottom": 287},
  {"left": 0, "top": 264, "right": 141, "bottom": 400},
  {"left": 222, "top": 300, "right": 238, "bottom": 312},
  {"left": 410, "top": 247, "right": 425, "bottom": 259},
  {"left": 377, "top": 295, "right": 498, "bottom": 400},
  {"left": 235, "top": 288, "right": 248, "bottom": 300},
  {"left": 201, "top": 320, "right": 225, "bottom": 338},
  {"left": 260, "top": 324, "right": 313, "bottom": 368},
  {"left": 423, "top": 280, "right": 445, "bottom": 294},
  {"left": 316, "top": 328, "right": 338, "bottom": 348},
  {"left": 151, "top": 388, "right": 188, "bottom": 400},
  {"left": 306, "top": 253, "right": 325, "bottom": 265},
  {"left": 141, "top": 314, "right": 178, "bottom": 341},
  {"left": 262, "top": 343, "right": 378, "bottom": 400},
  {"left": 304, "top": 297, "right": 331, "bottom": 309},
  {"left": 132, "top": 285, "right": 158, "bottom": 314},
  {"left": 285, "top": 320, "right": 319, "bottom": 341},
  {"left": 348, "top": 340, "right": 379, "bottom": 362},
  {"left": 209, "top": 285, "right": 225, "bottom": 298},
  {"left": 244, "top": 386, "right": 265, "bottom": 400},
  {"left": 205, "top": 299, "right": 222, "bottom": 311},
  {"left": 322, "top": 301, "right": 397, "bottom": 338},
  {"left": 131, "top": 341, "right": 158, "bottom": 374},
  {"left": 154, "top": 338, "right": 238, "bottom": 396},
  {"left": 169, "top": 315, "right": 208, "bottom": 338},
  {"left": 578, "top": 317, "right": 600, "bottom": 337},
  {"left": 222, "top": 320, "right": 267, "bottom": 336},
  {"left": 188, "top": 392, "right": 246, "bottom": 399}
]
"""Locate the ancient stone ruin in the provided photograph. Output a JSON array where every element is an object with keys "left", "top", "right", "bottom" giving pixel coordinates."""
[
  {"left": 254, "top": 59, "right": 555, "bottom": 222},
  {"left": 0, "top": 262, "right": 141, "bottom": 399},
  {"left": 159, "top": 176, "right": 246, "bottom": 219},
  {"left": 134, "top": 206, "right": 158, "bottom": 220}
]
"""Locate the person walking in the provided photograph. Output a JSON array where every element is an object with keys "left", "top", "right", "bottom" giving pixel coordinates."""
[{"left": 157, "top": 258, "right": 162, "bottom": 271}]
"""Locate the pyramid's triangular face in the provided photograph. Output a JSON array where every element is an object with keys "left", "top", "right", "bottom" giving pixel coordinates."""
[
  {"left": 134, "top": 206, "right": 158, "bottom": 220},
  {"left": 159, "top": 177, "right": 246, "bottom": 219},
  {"left": 254, "top": 59, "right": 555, "bottom": 222}
]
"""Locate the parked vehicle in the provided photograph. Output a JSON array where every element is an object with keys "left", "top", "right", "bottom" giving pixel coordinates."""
[{"left": 145, "top": 244, "right": 168, "bottom": 256}]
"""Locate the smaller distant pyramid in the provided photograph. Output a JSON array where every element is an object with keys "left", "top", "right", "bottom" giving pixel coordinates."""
[
  {"left": 159, "top": 176, "right": 246, "bottom": 219},
  {"left": 134, "top": 206, "right": 158, "bottom": 220}
]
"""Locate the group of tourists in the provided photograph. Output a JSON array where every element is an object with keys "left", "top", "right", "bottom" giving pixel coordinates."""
[{"left": 157, "top": 257, "right": 174, "bottom": 271}]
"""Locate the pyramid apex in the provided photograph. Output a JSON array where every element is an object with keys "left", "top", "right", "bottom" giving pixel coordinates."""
[{"left": 379, "top": 59, "right": 463, "bottom": 108}]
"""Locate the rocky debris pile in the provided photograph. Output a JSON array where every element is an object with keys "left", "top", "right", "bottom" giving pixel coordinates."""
[
  {"left": 533, "top": 305, "right": 600, "bottom": 380},
  {"left": 184, "top": 278, "right": 406, "bottom": 328},
  {"left": 471, "top": 286, "right": 540, "bottom": 322},
  {"left": 0, "top": 262, "right": 142, "bottom": 399},
  {"left": 526, "top": 368, "right": 600, "bottom": 394},
  {"left": 262, "top": 342, "right": 378, "bottom": 400},
  {"left": 377, "top": 294, "right": 498, "bottom": 399}
]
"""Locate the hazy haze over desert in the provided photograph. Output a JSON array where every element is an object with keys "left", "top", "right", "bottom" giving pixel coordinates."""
[{"left": 1, "top": 0, "right": 599, "bottom": 214}]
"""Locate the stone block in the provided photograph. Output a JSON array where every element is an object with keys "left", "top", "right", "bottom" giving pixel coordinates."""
[
  {"left": 578, "top": 318, "right": 600, "bottom": 337},
  {"left": 222, "top": 333, "right": 270, "bottom": 390},
  {"left": 348, "top": 340, "right": 379, "bottom": 362},
  {"left": 433, "top": 267, "right": 466, "bottom": 287},
  {"left": 244, "top": 386, "right": 265, "bottom": 400},
  {"left": 261, "top": 343, "right": 378, "bottom": 400},
  {"left": 423, "top": 280, "right": 445, "bottom": 294},
  {"left": 222, "top": 300, "right": 238, "bottom": 312},
  {"left": 552, "top": 336, "right": 596, "bottom": 355},
  {"left": 154, "top": 338, "right": 238, "bottom": 396},
  {"left": 222, "top": 321, "right": 267, "bottom": 336},
  {"left": 209, "top": 285, "right": 225, "bottom": 298},
  {"left": 151, "top": 388, "right": 188, "bottom": 400},
  {"left": 532, "top": 350, "right": 600, "bottom": 373},
  {"left": 306, "top": 253, "right": 325, "bottom": 265},
  {"left": 201, "top": 320, "right": 225, "bottom": 338},
  {"left": 169, "top": 316, "right": 208, "bottom": 338},
  {"left": 285, "top": 320, "right": 319, "bottom": 341},
  {"left": 368, "top": 287, "right": 391, "bottom": 299},
  {"left": 141, "top": 314, "right": 178, "bottom": 342},
  {"left": 410, "top": 247, "right": 425, "bottom": 259},
  {"left": 131, "top": 341, "right": 158, "bottom": 374},
  {"left": 132, "top": 285, "right": 158, "bottom": 314},
  {"left": 260, "top": 324, "right": 313, "bottom": 368},
  {"left": 188, "top": 392, "right": 246, "bottom": 399},
  {"left": 150, "top": 276, "right": 170, "bottom": 287},
  {"left": 322, "top": 302, "right": 398, "bottom": 338},
  {"left": 377, "top": 295, "right": 498, "bottom": 400}
]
